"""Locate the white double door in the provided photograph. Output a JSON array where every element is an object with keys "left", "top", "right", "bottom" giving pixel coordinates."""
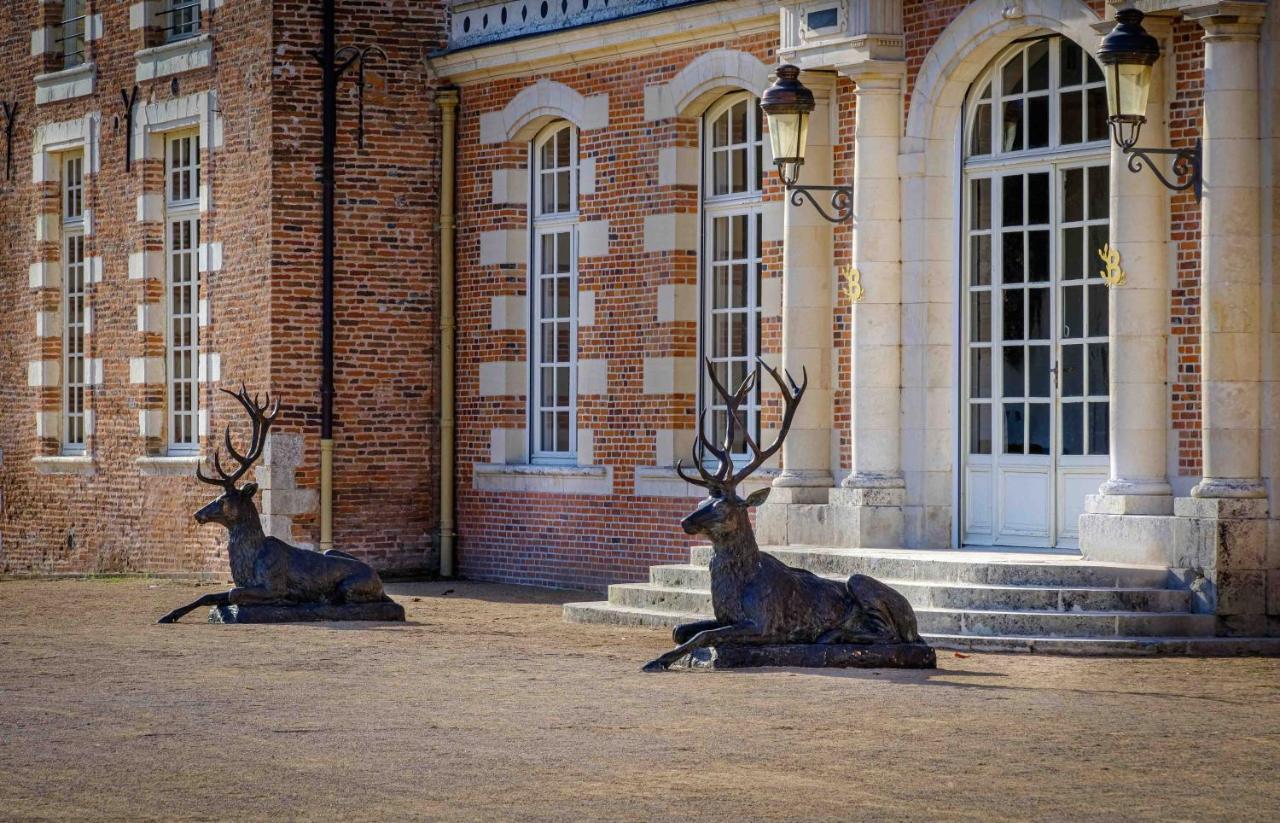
[{"left": 962, "top": 157, "right": 1111, "bottom": 549}]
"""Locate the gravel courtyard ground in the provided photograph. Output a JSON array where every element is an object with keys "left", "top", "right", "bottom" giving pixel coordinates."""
[{"left": 1, "top": 578, "right": 1278, "bottom": 822}]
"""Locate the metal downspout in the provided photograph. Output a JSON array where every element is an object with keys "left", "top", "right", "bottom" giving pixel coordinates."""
[
  {"left": 438, "top": 88, "right": 459, "bottom": 577},
  {"left": 318, "top": 0, "right": 338, "bottom": 551}
]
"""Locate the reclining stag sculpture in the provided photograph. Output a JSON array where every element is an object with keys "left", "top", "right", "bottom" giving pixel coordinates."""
[
  {"left": 644, "top": 358, "right": 924, "bottom": 671},
  {"left": 158, "top": 385, "right": 400, "bottom": 624}
]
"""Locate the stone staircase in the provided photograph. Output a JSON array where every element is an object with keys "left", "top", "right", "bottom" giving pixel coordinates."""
[{"left": 564, "top": 545, "right": 1280, "bottom": 655}]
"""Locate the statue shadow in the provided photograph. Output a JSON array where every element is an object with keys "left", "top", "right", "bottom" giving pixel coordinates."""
[{"left": 721, "top": 665, "right": 1008, "bottom": 686}]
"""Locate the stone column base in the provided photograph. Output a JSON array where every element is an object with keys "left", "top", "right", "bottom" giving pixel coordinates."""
[
  {"left": 1173, "top": 497, "right": 1271, "bottom": 637},
  {"left": 755, "top": 485, "right": 834, "bottom": 546},
  {"left": 828, "top": 487, "right": 904, "bottom": 548},
  {"left": 1078, "top": 493, "right": 1177, "bottom": 565}
]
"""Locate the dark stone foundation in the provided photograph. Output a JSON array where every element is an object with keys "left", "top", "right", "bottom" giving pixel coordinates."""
[
  {"left": 209, "top": 599, "right": 406, "bottom": 623},
  {"left": 666, "top": 642, "right": 937, "bottom": 671}
]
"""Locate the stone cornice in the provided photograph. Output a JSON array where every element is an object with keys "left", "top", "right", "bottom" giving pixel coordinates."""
[{"left": 430, "top": 0, "right": 776, "bottom": 83}]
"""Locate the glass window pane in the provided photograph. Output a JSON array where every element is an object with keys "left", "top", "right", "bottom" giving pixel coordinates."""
[
  {"left": 1088, "top": 225, "right": 1110, "bottom": 278},
  {"left": 1002, "top": 232, "right": 1024, "bottom": 282},
  {"left": 971, "top": 235, "right": 992, "bottom": 286},
  {"left": 1063, "top": 168, "right": 1084, "bottom": 222},
  {"left": 971, "top": 178, "right": 991, "bottom": 230},
  {"left": 1061, "top": 41, "right": 1083, "bottom": 87},
  {"left": 1086, "top": 86, "right": 1108, "bottom": 141},
  {"left": 730, "top": 215, "right": 747, "bottom": 259},
  {"left": 1088, "top": 342, "right": 1109, "bottom": 396},
  {"left": 1063, "top": 285, "right": 1083, "bottom": 339},
  {"left": 1088, "top": 283, "right": 1109, "bottom": 336},
  {"left": 1062, "top": 402, "right": 1084, "bottom": 455},
  {"left": 1027, "top": 41, "right": 1049, "bottom": 91},
  {"left": 970, "top": 348, "right": 992, "bottom": 398},
  {"left": 1060, "top": 90, "right": 1083, "bottom": 146},
  {"left": 1004, "top": 404, "right": 1025, "bottom": 454},
  {"left": 713, "top": 152, "right": 728, "bottom": 195},
  {"left": 1088, "top": 402, "right": 1109, "bottom": 454},
  {"left": 1063, "top": 227, "right": 1084, "bottom": 281},
  {"left": 970, "top": 291, "right": 991, "bottom": 342},
  {"left": 971, "top": 103, "right": 992, "bottom": 156},
  {"left": 1028, "top": 95, "right": 1049, "bottom": 149},
  {"left": 1028, "top": 230, "right": 1050, "bottom": 282},
  {"left": 1087, "top": 54, "right": 1103, "bottom": 84},
  {"left": 1001, "top": 100, "right": 1023, "bottom": 152},
  {"left": 970, "top": 404, "right": 992, "bottom": 454},
  {"left": 1062, "top": 343, "right": 1084, "bottom": 397},
  {"left": 1001, "top": 53, "right": 1023, "bottom": 95},
  {"left": 1003, "top": 290, "right": 1024, "bottom": 339},
  {"left": 1028, "top": 287, "right": 1049, "bottom": 339},
  {"left": 1087, "top": 166, "right": 1109, "bottom": 220},
  {"left": 1002, "top": 346, "right": 1024, "bottom": 397},
  {"left": 1002, "top": 175, "right": 1023, "bottom": 226},
  {"left": 1028, "top": 403, "right": 1051, "bottom": 455},
  {"left": 1028, "top": 345, "right": 1051, "bottom": 397},
  {"left": 1028, "top": 173, "right": 1049, "bottom": 224}
]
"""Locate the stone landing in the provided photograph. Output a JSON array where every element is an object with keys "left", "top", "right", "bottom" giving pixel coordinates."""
[{"left": 565, "top": 546, "right": 1280, "bottom": 656}]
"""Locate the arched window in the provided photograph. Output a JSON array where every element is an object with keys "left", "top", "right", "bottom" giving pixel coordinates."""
[
  {"left": 960, "top": 36, "right": 1110, "bottom": 549},
  {"left": 530, "top": 121, "right": 577, "bottom": 460},
  {"left": 702, "top": 92, "right": 763, "bottom": 456}
]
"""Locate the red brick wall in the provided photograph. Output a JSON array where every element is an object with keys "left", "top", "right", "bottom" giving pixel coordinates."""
[
  {"left": 0, "top": 0, "right": 275, "bottom": 575},
  {"left": 268, "top": 0, "right": 446, "bottom": 574},
  {"left": 0, "top": 0, "right": 445, "bottom": 577},
  {"left": 451, "top": 31, "right": 784, "bottom": 590}
]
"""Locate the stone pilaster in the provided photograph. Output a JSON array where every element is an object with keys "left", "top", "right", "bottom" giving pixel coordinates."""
[
  {"left": 1187, "top": 2, "right": 1268, "bottom": 500},
  {"left": 770, "top": 72, "right": 835, "bottom": 500},
  {"left": 830, "top": 62, "right": 905, "bottom": 548}
]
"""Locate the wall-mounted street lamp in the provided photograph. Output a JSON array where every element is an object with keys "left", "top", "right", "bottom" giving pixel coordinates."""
[
  {"left": 759, "top": 65, "right": 853, "bottom": 223},
  {"left": 1096, "top": 8, "right": 1202, "bottom": 200}
]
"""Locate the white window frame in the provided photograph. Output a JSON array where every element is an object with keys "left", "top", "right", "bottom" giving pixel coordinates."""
[
  {"left": 165, "top": 131, "right": 200, "bottom": 454},
  {"left": 701, "top": 92, "right": 764, "bottom": 460},
  {"left": 58, "top": 0, "right": 87, "bottom": 69},
  {"left": 61, "top": 151, "right": 87, "bottom": 454},
  {"left": 162, "top": 0, "right": 202, "bottom": 43},
  {"left": 529, "top": 121, "right": 578, "bottom": 463}
]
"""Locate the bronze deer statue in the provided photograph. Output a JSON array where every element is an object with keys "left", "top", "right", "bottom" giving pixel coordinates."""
[
  {"left": 158, "top": 386, "right": 399, "bottom": 624},
  {"left": 643, "top": 358, "right": 923, "bottom": 671}
]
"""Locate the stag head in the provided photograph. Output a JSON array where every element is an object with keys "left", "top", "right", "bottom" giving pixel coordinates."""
[
  {"left": 194, "top": 385, "right": 280, "bottom": 528},
  {"left": 677, "top": 358, "right": 806, "bottom": 540}
]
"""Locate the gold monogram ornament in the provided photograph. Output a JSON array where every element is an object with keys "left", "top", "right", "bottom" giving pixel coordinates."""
[
  {"left": 1097, "top": 243, "right": 1126, "bottom": 288},
  {"left": 839, "top": 265, "right": 865, "bottom": 303}
]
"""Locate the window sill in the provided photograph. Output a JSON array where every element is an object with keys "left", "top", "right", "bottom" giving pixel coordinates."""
[
  {"left": 137, "top": 455, "right": 203, "bottom": 477},
  {"left": 34, "top": 62, "right": 95, "bottom": 106},
  {"left": 633, "top": 465, "right": 778, "bottom": 498},
  {"left": 32, "top": 455, "right": 96, "bottom": 476},
  {"left": 135, "top": 33, "right": 212, "bottom": 82},
  {"left": 472, "top": 462, "right": 611, "bottom": 495}
]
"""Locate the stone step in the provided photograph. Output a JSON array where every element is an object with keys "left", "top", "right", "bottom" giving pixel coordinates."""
[
  {"left": 685, "top": 545, "right": 1173, "bottom": 589},
  {"left": 602, "top": 584, "right": 1211, "bottom": 638},
  {"left": 645, "top": 566, "right": 1192, "bottom": 612},
  {"left": 563, "top": 603, "right": 1280, "bottom": 656}
]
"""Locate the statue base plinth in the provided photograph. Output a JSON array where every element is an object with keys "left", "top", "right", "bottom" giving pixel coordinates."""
[
  {"left": 209, "top": 599, "right": 406, "bottom": 623},
  {"left": 666, "top": 642, "right": 936, "bottom": 671}
]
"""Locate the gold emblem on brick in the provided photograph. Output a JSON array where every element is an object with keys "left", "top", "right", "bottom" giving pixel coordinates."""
[
  {"left": 839, "top": 265, "right": 865, "bottom": 303},
  {"left": 1097, "top": 243, "right": 1126, "bottom": 288}
]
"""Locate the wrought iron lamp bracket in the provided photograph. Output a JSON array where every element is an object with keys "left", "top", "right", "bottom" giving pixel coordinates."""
[
  {"left": 787, "top": 183, "right": 855, "bottom": 223},
  {"left": 1122, "top": 138, "right": 1201, "bottom": 201},
  {"left": 313, "top": 44, "right": 386, "bottom": 150}
]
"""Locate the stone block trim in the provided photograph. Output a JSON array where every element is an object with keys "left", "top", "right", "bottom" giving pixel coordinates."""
[
  {"left": 479, "top": 79, "right": 609, "bottom": 144},
  {"left": 644, "top": 48, "right": 773, "bottom": 120}
]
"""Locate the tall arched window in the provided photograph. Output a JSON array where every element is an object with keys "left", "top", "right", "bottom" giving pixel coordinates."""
[
  {"left": 530, "top": 122, "right": 578, "bottom": 461},
  {"left": 961, "top": 36, "right": 1110, "bottom": 549},
  {"left": 702, "top": 92, "right": 763, "bottom": 455}
]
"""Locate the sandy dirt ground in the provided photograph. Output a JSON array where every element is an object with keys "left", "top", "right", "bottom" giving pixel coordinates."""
[{"left": 1, "top": 578, "right": 1278, "bottom": 822}]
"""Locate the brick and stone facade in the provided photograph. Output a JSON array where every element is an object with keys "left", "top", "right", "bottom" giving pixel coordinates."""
[
  {"left": 2, "top": 0, "right": 1279, "bottom": 640},
  {"left": 0, "top": 0, "right": 444, "bottom": 576}
]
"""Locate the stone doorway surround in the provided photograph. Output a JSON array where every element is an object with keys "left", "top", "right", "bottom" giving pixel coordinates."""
[{"left": 760, "top": 0, "right": 1278, "bottom": 637}]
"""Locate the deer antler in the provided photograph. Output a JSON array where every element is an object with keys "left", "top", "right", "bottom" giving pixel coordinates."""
[
  {"left": 675, "top": 358, "right": 806, "bottom": 496},
  {"left": 195, "top": 384, "right": 281, "bottom": 491}
]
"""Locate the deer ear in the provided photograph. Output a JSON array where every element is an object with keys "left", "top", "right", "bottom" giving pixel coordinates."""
[
  {"left": 744, "top": 487, "right": 771, "bottom": 508},
  {"left": 239, "top": 482, "right": 259, "bottom": 498}
]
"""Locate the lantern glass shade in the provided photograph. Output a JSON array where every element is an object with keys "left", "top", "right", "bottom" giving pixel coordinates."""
[
  {"left": 1104, "top": 61, "right": 1151, "bottom": 123},
  {"left": 767, "top": 110, "right": 809, "bottom": 187}
]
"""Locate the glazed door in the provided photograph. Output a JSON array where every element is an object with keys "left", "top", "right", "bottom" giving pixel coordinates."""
[{"left": 962, "top": 162, "right": 1110, "bottom": 548}]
